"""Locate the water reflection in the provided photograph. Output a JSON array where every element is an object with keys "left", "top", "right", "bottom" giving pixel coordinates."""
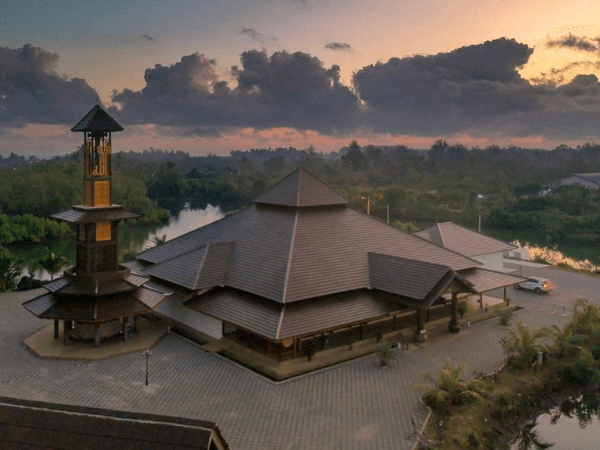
[
  {"left": 510, "top": 241, "right": 600, "bottom": 272},
  {"left": 513, "top": 391, "right": 600, "bottom": 450},
  {"left": 15, "top": 204, "right": 225, "bottom": 282},
  {"left": 126, "top": 203, "right": 225, "bottom": 252}
]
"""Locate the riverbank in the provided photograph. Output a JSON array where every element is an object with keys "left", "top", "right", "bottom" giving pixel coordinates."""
[{"left": 416, "top": 299, "right": 600, "bottom": 450}]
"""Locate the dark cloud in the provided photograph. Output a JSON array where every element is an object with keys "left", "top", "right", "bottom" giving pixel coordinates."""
[
  {"left": 141, "top": 34, "right": 156, "bottom": 42},
  {"left": 0, "top": 44, "right": 99, "bottom": 128},
  {"left": 183, "top": 126, "right": 222, "bottom": 138},
  {"left": 240, "top": 27, "right": 277, "bottom": 43},
  {"left": 353, "top": 37, "right": 600, "bottom": 140},
  {"left": 353, "top": 38, "right": 537, "bottom": 136},
  {"left": 112, "top": 50, "right": 360, "bottom": 134},
  {"left": 546, "top": 34, "right": 600, "bottom": 53},
  {"left": 325, "top": 42, "right": 351, "bottom": 51}
]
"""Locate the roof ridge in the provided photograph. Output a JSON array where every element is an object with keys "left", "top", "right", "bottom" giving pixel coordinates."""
[
  {"left": 275, "top": 303, "right": 286, "bottom": 340},
  {"left": 281, "top": 209, "right": 299, "bottom": 302},
  {"left": 437, "top": 223, "right": 446, "bottom": 247},
  {"left": 192, "top": 244, "right": 210, "bottom": 290}
]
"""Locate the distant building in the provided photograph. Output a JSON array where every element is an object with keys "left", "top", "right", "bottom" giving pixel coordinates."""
[
  {"left": 0, "top": 396, "right": 230, "bottom": 450},
  {"left": 415, "top": 222, "right": 517, "bottom": 273},
  {"left": 124, "top": 168, "right": 523, "bottom": 358},
  {"left": 547, "top": 173, "right": 600, "bottom": 190}
]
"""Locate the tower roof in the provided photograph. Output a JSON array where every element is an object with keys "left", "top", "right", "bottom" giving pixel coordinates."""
[
  {"left": 71, "top": 105, "right": 124, "bottom": 132},
  {"left": 254, "top": 167, "right": 349, "bottom": 207}
]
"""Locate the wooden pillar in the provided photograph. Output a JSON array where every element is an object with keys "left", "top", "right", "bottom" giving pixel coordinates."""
[
  {"left": 359, "top": 323, "right": 363, "bottom": 340},
  {"left": 123, "top": 316, "right": 129, "bottom": 341},
  {"left": 503, "top": 287, "right": 507, "bottom": 303},
  {"left": 63, "top": 320, "right": 69, "bottom": 345},
  {"left": 448, "top": 292, "right": 461, "bottom": 333},
  {"left": 133, "top": 315, "right": 138, "bottom": 333},
  {"left": 414, "top": 308, "right": 427, "bottom": 342},
  {"left": 94, "top": 323, "right": 100, "bottom": 348},
  {"left": 54, "top": 320, "right": 59, "bottom": 339},
  {"left": 392, "top": 315, "right": 396, "bottom": 330},
  {"left": 479, "top": 293, "right": 483, "bottom": 309}
]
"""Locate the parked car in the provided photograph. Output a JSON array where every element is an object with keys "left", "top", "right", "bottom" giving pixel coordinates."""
[{"left": 515, "top": 276, "right": 554, "bottom": 294}]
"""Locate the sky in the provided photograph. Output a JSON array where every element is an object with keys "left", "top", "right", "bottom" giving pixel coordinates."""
[{"left": 2, "top": 0, "right": 600, "bottom": 157}]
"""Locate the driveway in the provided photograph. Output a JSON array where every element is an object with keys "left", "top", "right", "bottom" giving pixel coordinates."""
[{"left": 0, "top": 263, "right": 593, "bottom": 450}]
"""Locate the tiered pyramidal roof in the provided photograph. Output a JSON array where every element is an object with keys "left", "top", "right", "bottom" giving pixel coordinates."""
[{"left": 254, "top": 167, "right": 349, "bottom": 207}]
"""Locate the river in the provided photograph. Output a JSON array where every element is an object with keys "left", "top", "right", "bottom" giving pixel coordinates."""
[{"left": 16, "top": 203, "right": 225, "bottom": 281}]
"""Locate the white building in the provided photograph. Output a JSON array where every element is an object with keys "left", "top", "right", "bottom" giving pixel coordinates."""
[{"left": 415, "top": 222, "right": 516, "bottom": 273}]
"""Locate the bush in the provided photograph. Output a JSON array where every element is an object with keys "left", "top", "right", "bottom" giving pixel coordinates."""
[
  {"left": 414, "top": 359, "right": 484, "bottom": 415},
  {"left": 377, "top": 343, "right": 396, "bottom": 368},
  {"left": 499, "top": 309, "right": 514, "bottom": 326}
]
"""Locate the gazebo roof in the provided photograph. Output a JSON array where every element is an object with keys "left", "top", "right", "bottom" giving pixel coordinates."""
[{"left": 71, "top": 105, "right": 124, "bottom": 132}]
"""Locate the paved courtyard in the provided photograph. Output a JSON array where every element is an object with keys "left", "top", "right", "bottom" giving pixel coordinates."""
[{"left": 0, "top": 262, "right": 593, "bottom": 450}]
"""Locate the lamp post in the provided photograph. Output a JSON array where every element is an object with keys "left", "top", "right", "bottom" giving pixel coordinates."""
[{"left": 142, "top": 349, "right": 152, "bottom": 386}]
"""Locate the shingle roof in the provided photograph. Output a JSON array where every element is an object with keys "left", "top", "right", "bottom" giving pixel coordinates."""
[
  {"left": 71, "top": 104, "right": 124, "bottom": 132},
  {"left": 254, "top": 167, "right": 349, "bottom": 207},
  {"left": 51, "top": 206, "right": 141, "bottom": 224},
  {"left": 186, "top": 288, "right": 406, "bottom": 340},
  {"left": 23, "top": 286, "right": 167, "bottom": 321},
  {"left": 415, "top": 222, "right": 516, "bottom": 257},
  {"left": 145, "top": 242, "right": 234, "bottom": 290},
  {"left": 368, "top": 253, "right": 452, "bottom": 300},
  {"left": 459, "top": 268, "right": 526, "bottom": 293},
  {"left": 0, "top": 396, "right": 229, "bottom": 450},
  {"left": 137, "top": 204, "right": 479, "bottom": 304}
]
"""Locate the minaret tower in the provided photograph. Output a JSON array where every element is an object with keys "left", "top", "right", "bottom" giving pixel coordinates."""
[
  {"left": 69, "top": 105, "right": 133, "bottom": 278},
  {"left": 23, "top": 105, "right": 167, "bottom": 347}
]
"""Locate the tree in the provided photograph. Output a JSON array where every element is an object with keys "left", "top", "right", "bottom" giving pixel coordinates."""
[
  {"left": 500, "top": 322, "right": 546, "bottom": 369},
  {"left": 413, "top": 359, "right": 484, "bottom": 414},
  {"left": 0, "top": 248, "right": 21, "bottom": 292},
  {"left": 546, "top": 323, "right": 586, "bottom": 358},
  {"left": 341, "top": 140, "right": 369, "bottom": 172},
  {"left": 152, "top": 234, "right": 167, "bottom": 246},
  {"left": 37, "top": 248, "right": 67, "bottom": 281}
]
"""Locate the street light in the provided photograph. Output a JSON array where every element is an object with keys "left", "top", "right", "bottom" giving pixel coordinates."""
[
  {"left": 142, "top": 349, "right": 152, "bottom": 386},
  {"left": 361, "top": 195, "right": 390, "bottom": 223}
]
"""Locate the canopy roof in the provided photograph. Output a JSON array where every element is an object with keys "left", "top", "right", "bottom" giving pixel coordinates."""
[
  {"left": 51, "top": 205, "right": 142, "bottom": 223},
  {"left": 71, "top": 105, "right": 124, "bottom": 132}
]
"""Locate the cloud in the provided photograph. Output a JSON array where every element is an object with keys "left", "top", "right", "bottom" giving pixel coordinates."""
[
  {"left": 353, "top": 38, "right": 538, "bottom": 136},
  {"left": 546, "top": 33, "right": 600, "bottom": 53},
  {"left": 0, "top": 44, "right": 99, "bottom": 128},
  {"left": 240, "top": 27, "right": 277, "bottom": 43},
  {"left": 112, "top": 49, "right": 361, "bottom": 134},
  {"left": 183, "top": 126, "right": 222, "bottom": 138},
  {"left": 352, "top": 37, "right": 600, "bottom": 140},
  {"left": 141, "top": 34, "right": 156, "bottom": 42},
  {"left": 325, "top": 42, "right": 351, "bottom": 51}
]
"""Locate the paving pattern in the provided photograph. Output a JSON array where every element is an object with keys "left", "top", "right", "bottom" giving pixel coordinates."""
[{"left": 0, "top": 265, "right": 588, "bottom": 450}]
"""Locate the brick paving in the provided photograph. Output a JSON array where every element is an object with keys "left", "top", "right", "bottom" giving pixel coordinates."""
[{"left": 0, "top": 267, "right": 583, "bottom": 450}]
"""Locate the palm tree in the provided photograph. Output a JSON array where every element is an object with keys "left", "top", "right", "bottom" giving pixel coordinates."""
[
  {"left": 413, "top": 359, "right": 484, "bottom": 414},
  {"left": 500, "top": 322, "right": 546, "bottom": 369},
  {"left": 0, "top": 249, "right": 21, "bottom": 292},
  {"left": 37, "top": 248, "right": 67, "bottom": 281},
  {"left": 546, "top": 324, "right": 586, "bottom": 358},
  {"left": 152, "top": 234, "right": 167, "bottom": 246},
  {"left": 569, "top": 298, "right": 600, "bottom": 336}
]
